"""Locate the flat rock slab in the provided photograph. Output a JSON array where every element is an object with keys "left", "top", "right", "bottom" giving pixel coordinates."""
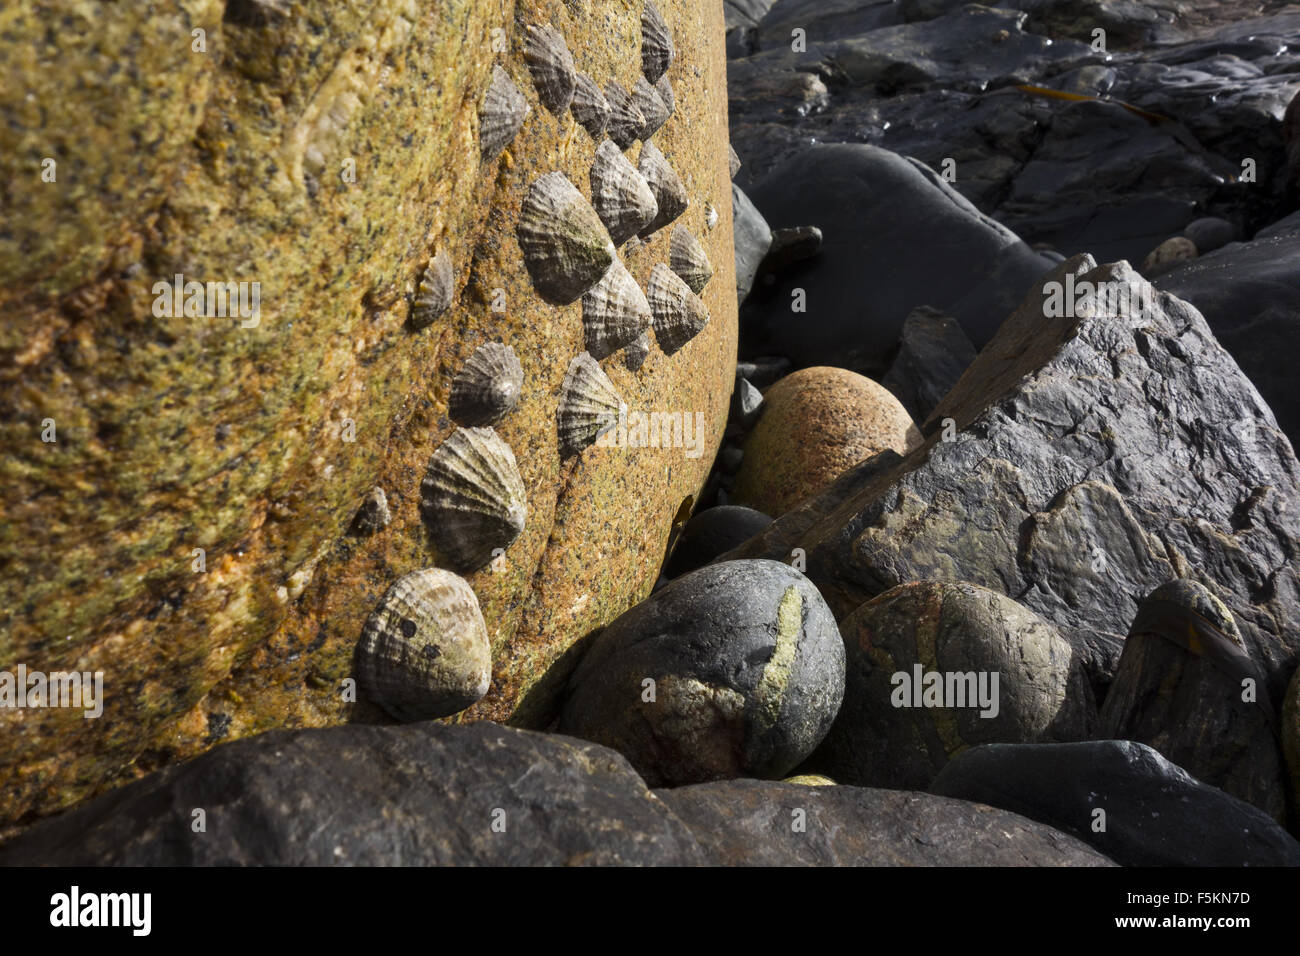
[
  {"left": 656, "top": 779, "right": 1114, "bottom": 865},
  {"left": 0, "top": 722, "right": 706, "bottom": 866},
  {"left": 930, "top": 740, "right": 1300, "bottom": 867}
]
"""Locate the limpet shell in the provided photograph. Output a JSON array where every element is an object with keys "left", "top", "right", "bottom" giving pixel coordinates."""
[
  {"left": 637, "top": 141, "right": 689, "bottom": 237},
  {"left": 624, "top": 330, "right": 653, "bottom": 371},
  {"left": 355, "top": 568, "right": 491, "bottom": 722},
  {"left": 648, "top": 262, "right": 709, "bottom": 355},
  {"left": 449, "top": 343, "right": 523, "bottom": 427},
  {"left": 480, "top": 65, "right": 529, "bottom": 162},
  {"left": 525, "top": 23, "right": 576, "bottom": 115},
  {"left": 728, "top": 144, "right": 742, "bottom": 179},
  {"left": 669, "top": 225, "right": 713, "bottom": 294},
  {"left": 591, "top": 139, "right": 659, "bottom": 247},
  {"left": 604, "top": 79, "right": 647, "bottom": 150},
  {"left": 420, "top": 427, "right": 527, "bottom": 571},
  {"left": 517, "top": 172, "right": 616, "bottom": 305},
  {"left": 655, "top": 75, "right": 675, "bottom": 118},
  {"left": 633, "top": 76, "right": 670, "bottom": 140},
  {"left": 411, "top": 248, "right": 455, "bottom": 330},
  {"left": 582, "top": 258, "right": 652, "bottom": 360},
  {"left": 350, "top": 485, "right": 392, "bottom": 536},
  {"left": 571, "top": 72, "right": 610, "bottom": 139},
  {"left": 557, "top": 352, "right": 626, "bottom": 458},
  {"left": 641, "top": 1, "right": 675, "bottom": 84}
]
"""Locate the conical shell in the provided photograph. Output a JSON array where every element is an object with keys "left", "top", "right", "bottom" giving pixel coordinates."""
[
  {"left": 670, "top": 225, "right": 713, "bottom": 294},
  {"left": 350, "top": 485, "right": 391, "bottom": 536},
  {"left": 420, "top": 427, "right": 527, "bottom": 571},
  {"left": 449, "top": 343, "right": 523, "bottom": 427},
  {"left": 624, "top": 330, "right": 652, "bottom": 371},
  {"left": 633, "top": 76, "right": 670, "bottom": 140},
  {"left": 557, "top": 352, "right": 626, "bottom": 458},
  {"left": 637, "top": 142, "right": 689, "bottom": 237},
  {"left": 590, "top": 139, "right": 658, "bottom": 247},
  {"left": 728, "top": 144, "right": 742, "bottom": 179},
  {"left": 582, "top": 258, "right": 652, "bottom": 360},
  {"left": 641, "top": 0, "right": 675, "bottom": 84},
  {"left": 411, "top": 248, "right": 455, "bottom": 329},
  {"left": 480, "top": 65, "right": 529, "bottom": 162},
  {"left": 517, "top": 172, "right": 616, "bottom": 305},
  {"left": 648, "top": 262, "right": 709, "bottom": 355},
  {"left": 570, "top": 72, "right": 610, "bottom": 139},
  {"left": 525, "top": 23, "right": 575, "bottom": 115},
  {"left": 604, "top": 79, "right": 647, "bottom": 150},
  {"left": 655, "top": 75, "right": 675, "bottom": 117},
  {"left": 356, "top": 568, "right": 491, "bottom": 722}
]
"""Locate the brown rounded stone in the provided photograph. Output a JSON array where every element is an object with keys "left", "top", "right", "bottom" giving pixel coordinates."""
[{"left": 732, "top": 366, "right": 922, "bottom": 517}]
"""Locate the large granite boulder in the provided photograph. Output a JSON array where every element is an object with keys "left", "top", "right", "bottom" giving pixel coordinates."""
[
  {"left": 726, "top": 255, "right": 1300, "bottom": 706},
  {"left": 0, "top": 1, "right": 737, "bottom": 832},
  {"left": 0, "top": 722, "right": 706, "bottom": 866},
  {"left": 656, "top": 779, "right": 1114, "bottom": 866}
]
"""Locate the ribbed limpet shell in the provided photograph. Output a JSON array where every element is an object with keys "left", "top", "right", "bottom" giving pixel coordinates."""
[
  {"left": 604, "top": 79, "right": 648, "bottom": 150},
  {"left": 449, "top": 343, "right": 523, "bottom": 427},
  {"left": 480, "top": 65, "right": 529, "bottom": 162},
  {"left": 525, "top": 23, "right": 576, "bottom": 115},
  {"left": 411, "top": 248, "right": 455, "bottom": 330},
  {"left": 648, "top": 262, "right": 709, "bottom": 355},
  {"left": 557, "top": 352, "right": 626, "bottom": 458},
  {"left": 669, "top": 225, "right": 713, "bottom": 294},
  {"left": 582, "top": 258, "right": 652, "bottom": 360},
  {"left": 571, "top": 72, "right": 610, "bottom": 139},
  {"left": 655, "top": 75, "right": 675, "bottom": 118},
  {"left": 350, "top": 485, "right": 392, "bottom": 536},
  {"left": 624, "top": 330, "right": 653, "bottom": 372},
  {"left": 591, "top": 139, "right": 659, "bottom": 247},
  {"left": 517, "top": 172, "right": 616, "bottom": 305},
  {"left": 633, "top": 76, "right": 670, "bottom": 140},
  {"left": 355, "top": 568, "right": 491, "bottom": 722},
  {"left": 641, "top": 1, "right": 675, "bottom": 84},
  {"left": 637, "top": 141, "right": 688, "bottom": 237},
  {"left": 420, "top": 427, "right": 527, "bottom": 571}
]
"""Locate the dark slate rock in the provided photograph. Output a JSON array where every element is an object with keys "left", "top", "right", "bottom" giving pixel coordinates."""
[
  {"left": 1099, "top": 579, "right": 1286, "bottom": 821},
  {"left": 739, "top": 144, "right": 1055, "bottom": 372},
  {"left": 656, "top": 779, "right": 1114, "bottom": 866},
  {"left": 759, "top": 225, "right": 824, "bottom": 276},
  {"left": 558, "top": 560, "right": 845, "bottom": 787},
  {"left": 1156, "top": 229, "right": 1300, "bottom": 444},
  {"left": 724, "top": 0, "right": 779, "bottom": 31},
  {"left": 881, "top": 305, "right": 977, "bottom": 421},
  {"left": 1285, "top": 667, "right": 1300, "bottom": 824},
  {"left": 757, "top": 0, "right": 903, "bottom": 49},
  {"left": 730, "top": 377, "right": 764, "bottom": 428},
  {"left": 736, "top": 355, "right": 791, "bottom": 390},
  {"left": 734, "top": 183, "right": 774, "bottom": 303},
  {"left": 663, "top": 506, "right": 774, "bottom": 579},
  {"left": 929, "top": 740, "right": 1300, "bottom": 866},
  {"left": 727, "top": 255, "right": 1300, "bottom": 703},
  {"left": 1183, "top": 216, "right": 1236, "bottom": 253},
  {"left": 805, "top": 581, "right": 1097, "bottom": 790},
  {"left": 0, "top": 722, "right": 706, "bottom": 866}
]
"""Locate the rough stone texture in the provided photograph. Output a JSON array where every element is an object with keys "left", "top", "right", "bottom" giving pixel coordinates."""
[
  {"left": 1156, "top": 229, "right": 1300, "bottom": 445},
  {"left": 732, "top": 367, "right": 923, "bottom": 517},
  {"left": 806, "top": 581, "right": 1096, "bottom": 790},
  {"left": 656, "top": 779, "right": 1114, "bottom": 866},
  {"left": 1285, "top": 667, "right": 1300, "bottom": 825},
  {"left": 733, "top": 182, "right": 772, "bottom": 302},
  {"left": 0, "top": 1, "right": 737, "bottom": 832},
  {"left": 727, "top": 255, "right": 1300, "bottom": 706},
  {"left": 930, "top": 740, "right": 1300, "bottom": 867},
  {"left": 558, "top": 560, "right": 845, "bottom": 786},
  {"left": 738, "top": 144, "right": 1056, "bottom": 373},
  {"left": 881, "top": 306, "right": 978, "bottom": 422},
  {"left": 1099, "top": 579, "right": 1286, "bottom": 821},
  {"left": 0, "top": 722, "right": 706, "bottom": 865}
]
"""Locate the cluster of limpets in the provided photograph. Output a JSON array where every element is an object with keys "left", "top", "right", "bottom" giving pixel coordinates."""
[{"left": 355, "top": 4, "right": 716, "bottom": 723}]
